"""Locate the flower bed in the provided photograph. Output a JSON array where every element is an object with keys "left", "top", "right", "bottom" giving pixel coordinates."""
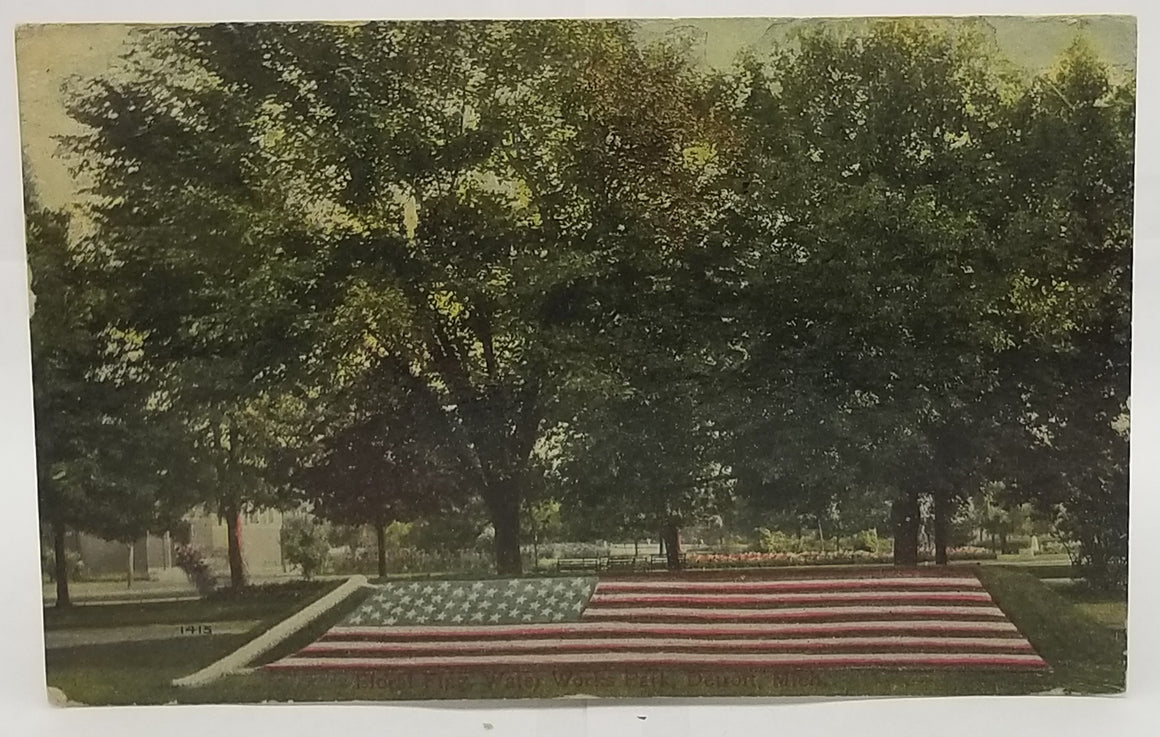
[{"left": 685, "top": 547, "right": 997, "bottom": 569}]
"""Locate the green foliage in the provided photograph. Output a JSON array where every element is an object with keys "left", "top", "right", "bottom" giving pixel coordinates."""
[
  {"left": 58, "top": 20, "right": 736, "bottom": 576},
  {"left": 849, "top": 529, "right": 879, "bottom": 553},
  {"left": 753, "top": 528, "right": 803, "bottom": 554},
  {"left": 173, "top": 543, "right": 218, "bottom": 594},
  {"left": 26, "top": 19, "right": 1133, "bottom": 588},
  {"left": 280, "top": 517, "right": 330, "bottom": 580},
  {"left": 40, "top": 542, "right": 83, "bottom": 582},
  {"left": 405, "top": 498, "right": 493, "bottom": 555}
]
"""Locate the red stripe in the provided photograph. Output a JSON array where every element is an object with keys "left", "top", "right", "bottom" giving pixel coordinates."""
[
  {"left": 594, "top": 578, "right": 984, "bottom": 593},
  {"left": 580, "top": 606, "right": 1006, "bottom": 622},
  {"left": 301, "top": 638, "right": 1035, "bottom": 656},
  {"left": 266, "top": 653, "right": 1048, "bottom": 671},
  {"left": 322, "top": 620, "right": 1021, "bottom": 641},
  {"left": 587, "top": 592, "right": 993, "bottom": 607}
]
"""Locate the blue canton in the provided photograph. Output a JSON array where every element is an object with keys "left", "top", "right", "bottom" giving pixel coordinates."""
[{"left": 342, "top": 577, "right": 598, "bottom": 626}]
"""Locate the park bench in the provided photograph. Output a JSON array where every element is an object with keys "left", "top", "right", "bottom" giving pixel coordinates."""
[
  {"left": 556, "top": 557, "right": 602, "bottom": 574},
  {"left": 604, "top": 555, "right": 639, "bottom": 572},
  {"left": 646, "top": 554, "right": 687, "bottom": 570}
]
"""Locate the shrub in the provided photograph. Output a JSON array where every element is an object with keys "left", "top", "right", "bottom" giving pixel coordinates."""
[
  {"left": 850, "top": 529, "right": 878, "bottom": 552},
  {"left": 540, "top": 541, "right": 609, "bottom": 559},
  {"left": 173, "top": 544, "right": 217, "bottom": 594},
  {"left": 281, "top": 517, "right": 330, "bottom": 581},
  {"left": 204, "top": 579, "right": 328, "bottom": 602},
  {"left": 42, "top": 547, "right": 84, "bottom": 582},
  {"left": 753, "top": 528, "right": 803, "bottom": 554}
]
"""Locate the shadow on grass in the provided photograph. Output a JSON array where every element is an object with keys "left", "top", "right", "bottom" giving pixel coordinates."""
[{"left": 43, "top": 580, "right": 338, "bottom": 631}]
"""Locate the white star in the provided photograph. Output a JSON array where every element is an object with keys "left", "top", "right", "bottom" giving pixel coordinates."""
[
  {"left": 466, "top": 590, "right": 480, "bottom": 601},
  {"left": 472, "top": 581, "right": 486, "bottom": 590},
  {"left": 489, "top": 612, "right": 502, "bottom": 622},
  {"left": 385, "top": 616, "right": 397, "bottom": 625},
  {"left": 438, "top": 581, "right": 451, "bottom": 590},
  {"left": 515, "top": 595, "right": 528, "bottom": 605},
  {"left": 540, "top": 607, "right": 553, "bottom": 616},
  {"left": 451, "top": 613, "right": 464, "bottom": 623},
  {"left": 522, "top": 613, "right": 534, "bottom": 621}
]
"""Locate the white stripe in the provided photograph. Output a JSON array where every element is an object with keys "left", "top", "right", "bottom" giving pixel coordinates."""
[
  {"left": 589, "top": 590, "right": 994, "bottom": 604},
  {"left": 594, "top": 577, "right": 984, "bottom": 592},
  {"left": 269, "top": 651, "right": 1047, "bottom": 669},
  {"left": 581, "top": 605, "right": 1007, "bottom": 620},
  {"left": 325, "top": 619, "right": 1019, "bottom": 639},
  {"left": 304, "top": 636, "right": 1034, "bottom": 654}
]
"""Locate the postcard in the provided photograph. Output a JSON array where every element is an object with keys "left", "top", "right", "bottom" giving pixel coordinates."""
[{"left": 16, "top": 15, "right": 1133, "bottom": 706}]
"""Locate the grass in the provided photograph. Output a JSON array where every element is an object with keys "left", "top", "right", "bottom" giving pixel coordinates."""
[
  {"left": 43, "top": 580, "right": 336, "bottom": 631},
  {"left": 43, "top": 566, "right": 1127, "bottom": 705},
  {"left": 47, "top": 635, "right": 256, "bottom": 705},
  {"left": 1041, "top": 579, "right": 1128, "bottom": 631},
  {"left": 976, "top": 567, "right": 1126, "bottom": 693}
]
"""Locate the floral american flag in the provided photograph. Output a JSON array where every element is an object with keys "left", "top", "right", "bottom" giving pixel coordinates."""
[{"left": 264, "top": 572, "right": 1049, "bottom": 672}]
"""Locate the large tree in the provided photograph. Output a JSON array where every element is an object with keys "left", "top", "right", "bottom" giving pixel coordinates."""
[
  {"left": 65, "top": 21, "right": 733, "bottom": 575},
  {"left": 718, "top": 20, "right": 1029, "bottom": 565},
  {"left": 282, "top": 362, "right": 468, "bottom": 578},
  {"left": 987, "top": 42, "right": 1133, "bottom": 589},
  {"left": 25, "top": 183, "right": 201, "bottom": 604}
]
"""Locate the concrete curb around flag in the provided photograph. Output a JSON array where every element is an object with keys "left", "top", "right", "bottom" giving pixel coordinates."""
[{"left": 172, "top": 574, "right": 368, "bottom": 688}]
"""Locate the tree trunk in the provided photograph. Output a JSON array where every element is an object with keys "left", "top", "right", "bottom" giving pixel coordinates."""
[
  {"left": 225, "top": 504, "right": 246, "bottom": 589},
  {"left": 487, "top": 490, "right": 522, "bottom": 576},
  {"left": 127, "top": 543, "right": 134, "bottom": 589},
  {"left": 375, "top": 520, "right": 387, "bottom": 579},
  {"left": 658, "top": 536, "right": 665, "bottom": 556},
  {"left": 933, "top": 491, "right": 951, "bottom": 565},
  {"left": 892, "top": 491, "right": 920, "bottom": 566},
  {"left": 52, "top": 522, "right": 71, "bottom": 608},
  {"left": 663, "top": 521, "right": 682, "bottom": 571}
]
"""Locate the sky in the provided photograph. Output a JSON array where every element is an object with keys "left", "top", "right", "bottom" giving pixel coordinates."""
[{"left": 14, "top": 16, "right": 1137, "bottom": 212}]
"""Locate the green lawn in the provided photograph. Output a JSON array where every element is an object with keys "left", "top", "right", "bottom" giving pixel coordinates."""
[
  {"left": 975, "top": 567, "right": 1125, "bottom": 694},
  {"left": 44, "top": 566, "right": 1126, "bottom": 705},
  {"left": 1041, "top": 579, "right": 1128, "bottom": 631},
  {"left": 43, "top": 580, "right": 336, "bottom": 631}
]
